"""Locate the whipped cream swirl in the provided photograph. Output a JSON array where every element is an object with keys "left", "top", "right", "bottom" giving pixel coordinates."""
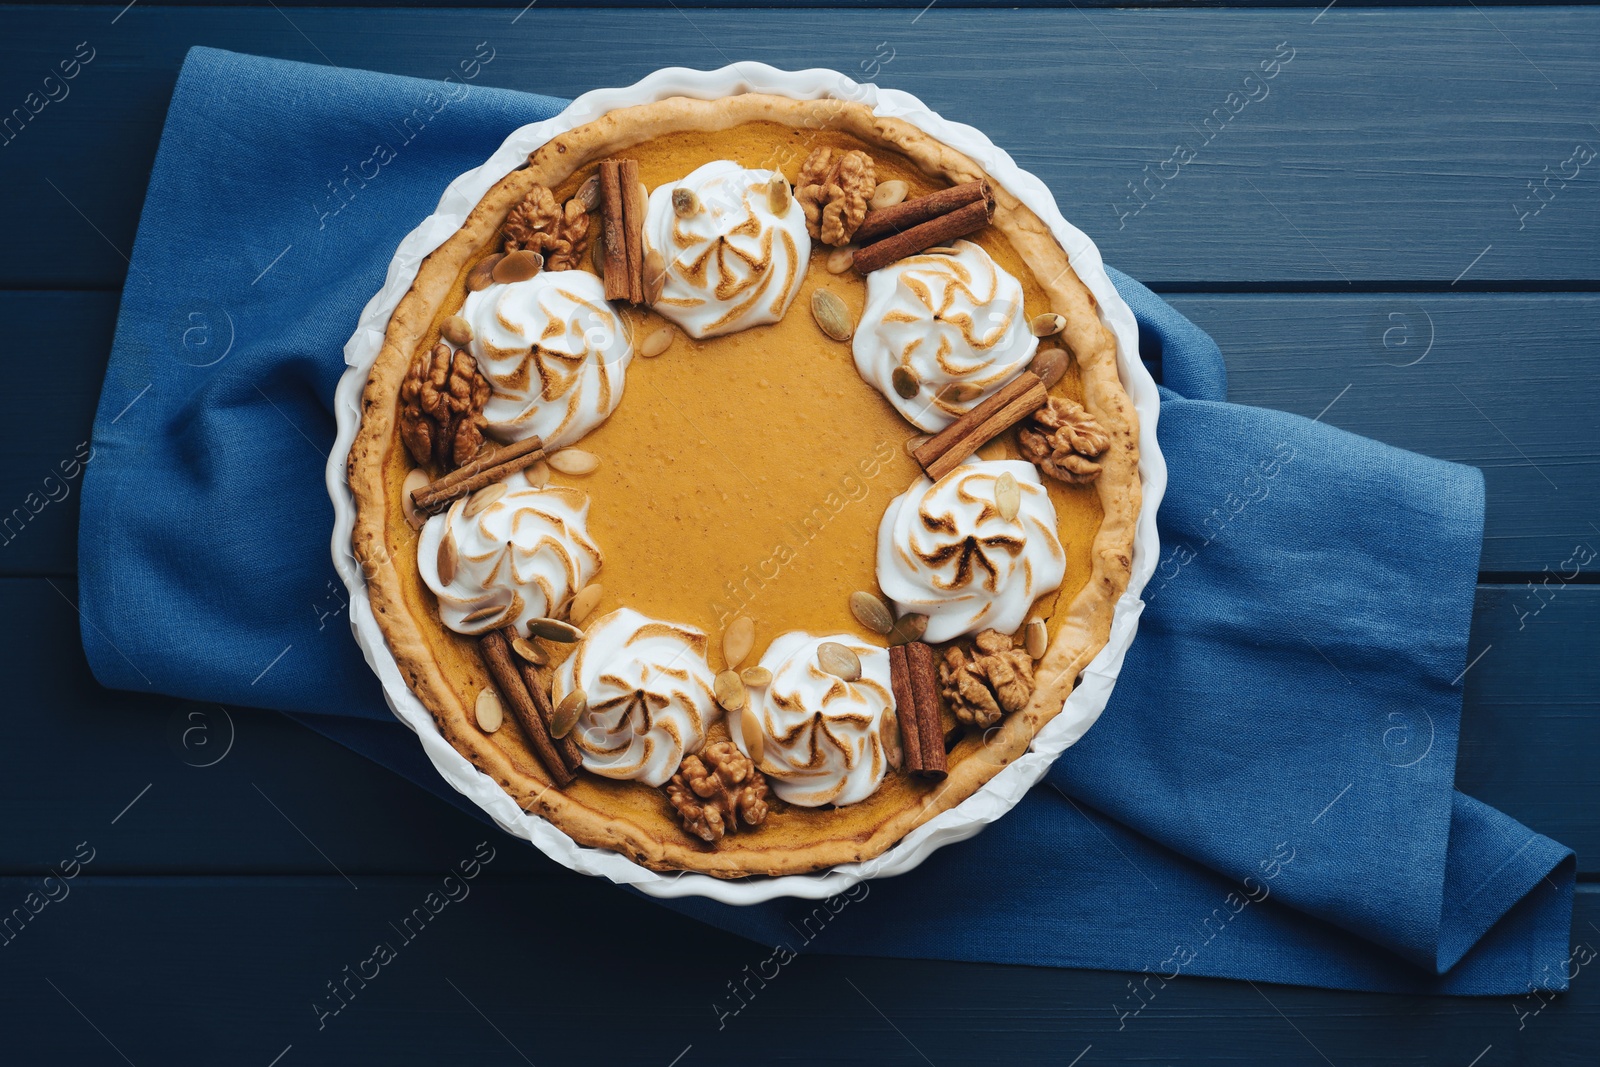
[
  {"left": 876, "top": 459, "right": 1065, "bottom": 643},
  {"left": 553, "top": 607, "right": 720, "bottom": 787},
  {"left": 853, "top": 240, "right": 1037, "bottom": 431},
  {"left": 643, "top": 160, "right": 811, "bottom": 339},
  {"left": 733, "top": 632, "right": 894, "bottom": 807},
  {"left": 460, "top": 270, "right": 631, "bottom": 449},
  {"left": 417, "top": 484, "right": 601, "bottom": 639}
]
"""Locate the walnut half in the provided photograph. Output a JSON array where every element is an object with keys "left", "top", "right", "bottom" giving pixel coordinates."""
[
  {"left": 665, "top": 741, "right": 770, "bottom": 843},
  {"left": 940, "top": 630, "right": 1035, "bottom": 729},
  {"left": 1017, "top": 396, "right": 1111, "bottom": 485},
  {"left": 795, "top": 147, "right": 875, "bottom": 247},
  {"left": 398, "top": 342, "right": 491, "bottom": 472},
  {"left": 503, "top": 184, "right": 591, "bottom": 272}
]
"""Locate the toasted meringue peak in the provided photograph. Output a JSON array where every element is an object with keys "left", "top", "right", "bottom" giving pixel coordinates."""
[
  {"left": 553, "top": 607, "right": 720, "bottom": 787},
  {"left": 876, "top": 459, "right": 1065, "bottom": 642},
  {"left": 461, "top": 270, "right": 631, "bottom": 449},
  {"left": 418, "top": 483, "right": 601, "bottom": 639},
  {"left": 643, "top": 161, "right": 811, "bottom": 339},
  {"left": 732, "top": 632, "right": 894, "bottom": 807},
  {"left": 853, "top": 239, "right": 1037, "bottom": 431}
]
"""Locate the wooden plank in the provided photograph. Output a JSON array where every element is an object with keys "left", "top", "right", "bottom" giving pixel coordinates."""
[
  {"left": 1168, "top": 293, "right": 1600, "bottom": 574},
  {"left": 6, "top": 290, "right": 1593, "bottom": 575},
  {"left": 1460, "top": 585, "right": 1600, "bottom": 855},
  {"left": 0, "top": 291, "right": 105, "bottom": 573},
  {"left": 9, "top": 1, "right": 1530, "bottom": 8},
  {"left": 0, "top": 575, "right": 552, "bottom": 878},
  {"left": 2, "top": 576, "right": 1594, "bottom": 873},
  {"left": 0, "top": 872, "right": 1593, "bottom": 1064},
  {"left": 1, "top": 8, "right": 1597, "bottom": 287}
]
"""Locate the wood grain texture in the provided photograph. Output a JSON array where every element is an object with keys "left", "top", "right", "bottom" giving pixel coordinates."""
[
  {"left": 8, "top": 291, "right": 1593, "bottom": 575},
  {"left": 1460, "top": 585, "right": 1600, "bottom": 851},
  {"left": 0, "top": 874, "right": 1593, "bottom": 1065},
  {"left": 3, "top": 577, "right": 1593, "bottom": 873},
  {"left": 0, "top": 574, "right": 551, "bottom": 876},
  {"left": 1170, "top": 293, "right": 1600, "bottom": 573},
  {"left": 1, "top": 8, "right": 1597, "bottom": 287},
  {"left": 23, "top": 1, "right": 1598, "bottom": 7}
]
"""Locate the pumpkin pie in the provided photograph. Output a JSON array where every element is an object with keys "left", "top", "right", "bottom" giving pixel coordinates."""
[{"left": 347, "top": 94, "right": 1140, "bottom": 878}]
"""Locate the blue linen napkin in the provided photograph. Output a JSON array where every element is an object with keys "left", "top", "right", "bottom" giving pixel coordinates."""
[{"left": 79, "top": 47, "right": 1574, "bottom": 996}]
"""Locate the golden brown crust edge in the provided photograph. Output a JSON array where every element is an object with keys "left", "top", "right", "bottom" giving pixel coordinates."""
[{"left": 347, "top": 94, "right": 1141, "bottom": 878}]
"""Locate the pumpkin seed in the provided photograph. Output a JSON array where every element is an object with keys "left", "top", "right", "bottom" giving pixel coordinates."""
[
  {"left": 904, "top": 434, "right": 930, "bottom": 456},
  {"left": 714, "top": 670, "right": 747, "bottom": 712},
  {"left": 591, "top": 231, "right": 606, "bottom": 276},
  {"left": 568, "top": 583, "right": 603, "bottom": 625},
  {"left": 849, "top": 591, "right": 895, "bottom": 635},
  {"left": 402, "top": 469, "right": 429, "bottom": 529},
  {"left": 639, "top": 326, "right": 674, "bottom": 358},
  {"left": 723, "top": 616, "right": 755, "bottom": 669},
  {"left": 880, "top": 709, "right": 903, "bottom": 771},
  {"left": 870, "top": 180, "right": 909, "bottom": 210},
  {"left": 525, "top": 461, "right": 551, "bottom": 488},
  {"left": 740, "top": 703, "right": 764, "bottom": 765},
  {"left": 547, "top": 449, "right": 599, "bottom": 475},
  {"left": 528, "top": 617, "right": 583, "bottom": 643},
  {"left": 937, "top": 381, "right": 982, "bottom": 405},
  {"left": 467, "top": 254, "right": 504, "bottom": 292},
  {"left": 440, "top": 314, "right": 474, "bottom": 347},
  {"left": 463, "top": 481, "right": 506, "bottom": 518},
  {"left": 886, "top": 612, "right": 928, "bottom": 646},
  {"left": 1025, "top": 618, "right": 1049, "bottom": 660},
  {"left": 672, "top": 187, "right": 701, "bottom": 218},
  {"left": 493, "top": 249, "right": 544, "bottom": 284},
  {"left": 1029, "top": 347, "right": 1069, "bottom": 390},
  {"left": 811, "top": 289, "right": 853, "bottom": 341},
  {"left": 511, "top": 636, "right": 548, "bottom": 666},
  {"left": 740, "top": 666, "right": 773, "bottom": 688},
  {"left": 575, "top": 173, "right": 602, "bottom": 212},
  {"left": 767, "top": 175, "right": 791, "bottom": 215},
  {"left": 1030, "top": 312, "right": 1065, "bottom": 337},
  {"left": 891, "top": 365, "right": 920, "bottom": 400},
  {"left": 475, "top": 688, "right": 504, "bottom": 733},
  {"left": 995, "top": 472, "right": 1020, "bottom": 522},
  {"left": 817, "top": 641, "right": 862, "bottom": 682},
  {"left": 551, "top": 690, "right": 586, "bottom": 739},
  {"left": 643, "top": 249, "right": 666, "bottom": 304},
  {"left": 436, "top": 529, "right": 459, "bottom": 585},
  {"left": 826, "top": 247, "right": 855, "bottom": 274},
  {"left": 460, "top": 603, "right": 510, "bottom": 626}
]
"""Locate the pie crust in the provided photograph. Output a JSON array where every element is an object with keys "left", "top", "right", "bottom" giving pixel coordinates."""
[{"left": 348, "top": 95, "right": 1140, "bottom": 877}]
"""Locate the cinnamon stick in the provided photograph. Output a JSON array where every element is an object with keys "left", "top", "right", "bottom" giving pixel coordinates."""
[
  {"left": 599, "top": 160, "right": 631, "bottom": 301},
  {"left": 904, "top": 641, "right": 947, "bottom": 779},
  {"left": 854, "top": 180, "right": 991, "bottom": 246},
  {"left": 411, "top": 436, "right": 545, "bottom": 514},
  {"left": 852, "top": 199, "right": 993, "bottom": 275},
  {"left": 510, "top": 636, "right": 583, "bottom": 774},
  {"left": 479, "top": 629, "right": 577, "bottom": 787},
  {"left": 619, "top": 159, "right": 646, "bottom": 304},
  {"left": 888, "top": 644, "right": 925, "bottom": 774},
  {"left": 912, "top": 373, "right": 1048, "bottom": 483}
]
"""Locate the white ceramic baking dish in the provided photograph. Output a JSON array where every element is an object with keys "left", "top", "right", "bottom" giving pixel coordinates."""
[{"left": 327, "top": 62, "right": 1165, "bottom": 904}]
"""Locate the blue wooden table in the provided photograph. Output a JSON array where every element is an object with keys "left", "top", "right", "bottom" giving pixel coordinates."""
[{"left": 3, "top": 3, "right": 1597, "bottom": 1063}]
